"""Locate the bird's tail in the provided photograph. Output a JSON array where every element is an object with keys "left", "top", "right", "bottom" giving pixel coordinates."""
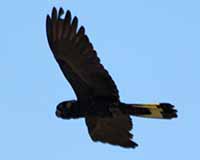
[{"left": 126, "top": 103, "right": 177, "bottom": 119}]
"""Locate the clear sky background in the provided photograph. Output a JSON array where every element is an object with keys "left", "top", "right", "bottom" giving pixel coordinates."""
[{"left": 0, "top": 0, "right": 199, "bottom": 159}]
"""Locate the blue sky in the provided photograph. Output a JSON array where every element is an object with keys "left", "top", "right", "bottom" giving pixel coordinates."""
[{"left": 0, "top": 0, "right": 199, "bottom": 159}]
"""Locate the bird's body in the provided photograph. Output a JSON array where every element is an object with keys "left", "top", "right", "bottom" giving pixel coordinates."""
[
  {"left": 56, "top": 100, "right": 176, "bottom": 120},
  {"left": 46, "top": 7, "right": 178, "bottom": 149},
  {"left": 56, "top": 99, "right": 116, "bottom": 119}
]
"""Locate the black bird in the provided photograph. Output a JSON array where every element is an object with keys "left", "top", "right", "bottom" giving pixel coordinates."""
[{"left": 46, "top": 7, "right": 177, "bottom": 149}]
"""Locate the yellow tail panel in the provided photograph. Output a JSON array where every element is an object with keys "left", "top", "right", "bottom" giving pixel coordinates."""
[{"left": 131, "top": 103, "right": 177, "bottom": 119}]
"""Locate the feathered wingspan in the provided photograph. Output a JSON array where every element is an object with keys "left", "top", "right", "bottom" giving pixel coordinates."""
[
  {"left": 85, "top": 109, "right": 138, "bottom": 148},
  {"left": 46, "top": 7, "right": 119, "bottom": 102}
]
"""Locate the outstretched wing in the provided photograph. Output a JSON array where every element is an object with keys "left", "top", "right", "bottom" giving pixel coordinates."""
[
  {"left": 85, "top": 109, "right": 138, "bottom": 148},
  {"left": 46, "top": 7, "right": 119, "bottom": 102}
]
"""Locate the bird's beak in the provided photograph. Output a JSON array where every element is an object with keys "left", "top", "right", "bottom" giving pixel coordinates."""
[{"left": 55, "top": 110, "right": 62, "bottom": 117}]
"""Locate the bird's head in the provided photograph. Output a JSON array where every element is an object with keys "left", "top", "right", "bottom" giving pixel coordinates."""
[{"left": 55, "top": 100, "right": 76, "bottom": 119}]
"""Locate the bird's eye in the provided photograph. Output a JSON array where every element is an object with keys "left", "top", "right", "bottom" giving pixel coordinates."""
[{"left": 66, "top": 102, "right": 72, "bottom": 109}]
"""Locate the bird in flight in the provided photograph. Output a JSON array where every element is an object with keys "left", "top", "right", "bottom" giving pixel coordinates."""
[{"left": 46, "top": 7, "right": 177, "bottom": 149}]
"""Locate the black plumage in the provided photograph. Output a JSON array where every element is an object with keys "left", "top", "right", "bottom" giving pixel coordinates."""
[{"left": 46, "top": 7, "right": 177, "bottom": 149}]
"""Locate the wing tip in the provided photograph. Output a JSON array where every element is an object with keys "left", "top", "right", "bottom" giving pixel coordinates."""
[
  {"left": 52, "top": 7, "right": 57, "bottom": 19},
  {"left": 46, "top": 14, "right": 51, "bottom": 24},
  {"left": 129, "top": 141, "right": 139, "bottom": 149},
  {"left": 58, "top": 7, "right": 64, "bottom": 19},
  {"left": 64, "top": 10, "right": 72, "bottom": 22},
  {"left": 118, "top": 140, "right": 138, "bottom": 149},
  {"left": 72, "top": 16, "right": 78, "bottom": 24}
]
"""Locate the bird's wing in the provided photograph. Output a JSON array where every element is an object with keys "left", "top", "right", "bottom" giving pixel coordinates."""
[
  {"left": 46, "top": 7, "right": 119, "bottom": 102},
  {"left": 85, "top": 109, "right": 138, "bottom": 148}
]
